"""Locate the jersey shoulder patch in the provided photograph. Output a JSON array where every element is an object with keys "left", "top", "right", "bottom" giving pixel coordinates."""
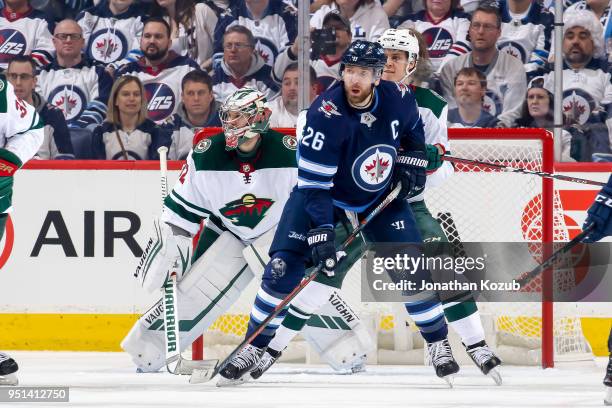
[
  {"left": 257, "top": 129, "right": 297, "bottom": 169},
  {"left": 191, "top": 132, "right": 231, "bottom": 171},
  {"left": 413, "top": 86, "right": 447, "bottom": 118}
]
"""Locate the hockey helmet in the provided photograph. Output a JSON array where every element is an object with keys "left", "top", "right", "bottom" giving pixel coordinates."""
[
  {"left": 340, "top": 40, "right": 386, "bottom": 80},
  {"left": 377, "top": 28, "right": 420, "bottom": 79},
  {"left": 219, "top": 88, "right": 271, "bottom": 150}
]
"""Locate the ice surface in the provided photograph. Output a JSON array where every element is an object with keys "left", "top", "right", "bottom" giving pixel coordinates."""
[{"left": 1, "top": 351, "right": 608, "bottom": 408}]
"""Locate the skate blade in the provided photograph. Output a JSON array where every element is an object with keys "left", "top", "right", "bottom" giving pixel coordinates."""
[
  {"left": 188, "top": 361, "right": 220, "bottom": 384},
  {"left": 0, "top": 374, "right": 18, "bottom": 386},
  {"left": 215, "top": 374, "right": 250, "bottom": 387},
  {"left": 488, "top": 368, "right": 502, "bottom": 386},
  {"left": 605, "top": 386, "right": 612, "bottom": 406},
  {"left": 443, "top": 374, "right": 455, "bottom": 388}
]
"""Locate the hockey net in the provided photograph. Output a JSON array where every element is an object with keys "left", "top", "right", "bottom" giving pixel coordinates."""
[{"left": 190, "top": 128, "right": 593, "bottom": 368}]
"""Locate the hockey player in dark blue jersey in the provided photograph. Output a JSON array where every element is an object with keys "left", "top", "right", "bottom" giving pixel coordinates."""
[
  {"left": 581, "top": 174, "right": 612, "bottom": 405},
  {"left": 218, "top": 39, "right": 459, "bottom": 386}
]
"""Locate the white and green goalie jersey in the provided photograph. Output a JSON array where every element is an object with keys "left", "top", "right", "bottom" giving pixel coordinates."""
[
  {"left": 161, "top": 130, "right": 298, "bottom": 243},
  {"left": 408, "top": 85, "right": 453, "bottom": 203},
  {"left": 0, "top": 78, "right": 44, "bottom": 214}
]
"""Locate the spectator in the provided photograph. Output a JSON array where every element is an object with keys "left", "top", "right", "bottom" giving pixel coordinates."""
[
  {"left": 37, "top": 19, "right": 113, "bottom": 128},
  {"left": 149, "top": 0, "right": 226, "bottom": 70},
  {"left": 93, "top": 75, "right": 170, "bottom": 160},
  {"left": 447, "top": 67, "right": 498, "bottom": 128},
  {"left": 516, "top": 78, "right": 574, "bottom": 161},
  {"left": 116, "top": 17, "right": 200, "bottom": 123},
  {"left": 212, "top": 25, "right": 279, "bottom": 103},
  {"left": 266, "top": 63, "right": 318, "bottom": 128},
  {"left": 0, "top": 0, "right": 54, "bottom": 69},
  {"left": 213, "top": 0, "right": 297, "bottom": 70},
  {"left": 274, "top": 11, "right": 352, "bottom": 91},
  {"left": 164, "top": 70, "right": 221, "bottom": 160},
  {"left": 7, "top": 55, "right": 74, "bottom": 159},
  {"left": 310, "top": 0, "right": 390, "bottom": 42},
  {"left": 77, "top": 0, "right": 144, "bottom": 70},
  {"left": 542, "top": 10, "right": 612, "bottom": 159},
  {"left": 495, "top": 0, "right": 554, "bottom": 74},
  {"left": 438, "top": 6, "right": 527, "bottom": 127},
  {"left": 396, "top": 0, "right": 471, "bottom": 72}
]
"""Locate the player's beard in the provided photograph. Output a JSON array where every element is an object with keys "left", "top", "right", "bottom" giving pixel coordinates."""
[{"left": 346, "top": 85, "right": 373, "bottom": 108}]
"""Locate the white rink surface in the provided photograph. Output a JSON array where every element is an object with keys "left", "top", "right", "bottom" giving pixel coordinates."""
[{"left": 1, "top": 351, "right": 609, "bottom": 408}]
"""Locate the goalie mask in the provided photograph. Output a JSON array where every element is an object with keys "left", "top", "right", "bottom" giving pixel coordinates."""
[
  {"left": 219, "top": 88, "right": 271, "bottom": 150},
  {"left": 377, "top": 29, "right": 419, "bottom": 83}
]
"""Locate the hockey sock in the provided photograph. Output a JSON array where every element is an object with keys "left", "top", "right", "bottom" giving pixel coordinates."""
[
  {"left": 442, "top": 299, "right": 485, "bottom": 347},
  {"left": 268, "top": 281, "right": 335, "bottom": 352},
  {"left": 246, "top": 283, "right": 289, "bottom": 348},
  {"left": 404, "top": 296, "right": 448, "bottom": 343}
]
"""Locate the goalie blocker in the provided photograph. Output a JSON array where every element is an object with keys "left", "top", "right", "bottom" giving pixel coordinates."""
[{"left": 122, "top": 227, "right": 374, "bottom": 373}]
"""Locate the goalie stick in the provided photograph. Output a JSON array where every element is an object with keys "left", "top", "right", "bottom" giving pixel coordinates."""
[
  {"left": 516, "top": 223, "right": 595, "bottom": 289},
  {"left": 188, "top": 184, "right": 402, "bottom": 384},
  {"left": 157, "top": 146, "right": 215, "bottom": 376},
  {"left": 442, "top": 155, "right": 605, "bottom": 187}
]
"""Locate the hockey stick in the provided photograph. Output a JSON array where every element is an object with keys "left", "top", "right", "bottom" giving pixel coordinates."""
[
  {"left": 157, "top": 147, "right": 217, "bottom": 376},
  {"left": 189, "top": 184, "right": 402, "bottom": 383},
  {"left": 516, "top": 223, "right": 595, "bottom": 289},
  {"left": 442, "top": 155, "right": 606, "bottom": 187}
]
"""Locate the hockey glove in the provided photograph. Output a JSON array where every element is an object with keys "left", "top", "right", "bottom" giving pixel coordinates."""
[
  {"left": 583, "top": 180, "right": 612, "bottom": 242},
  {"left": 307, "top": 227, "right": 337, "bottom": 277},
  {"left": 393, "top": 151, "right": 427, "bottom": 201},
  {"left": 135, "top": 219, "right": 193, "bottom": 293},
  {"left": 425, "top": 144, "right": 445, "bottom": 172},
  {"left": 0, "top": 148, "right": 23, "bottom": 213}
]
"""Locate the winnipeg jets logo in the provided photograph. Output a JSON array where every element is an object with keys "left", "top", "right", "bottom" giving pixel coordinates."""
[
  {"left": 498, "top": 41, "right": 527, "bottom": 63},
  {"left": 562, "top": 89, "right": 593, "bottom": 125},
  {"left": 352, "top": 144, "right": 396, "bottom": 192},
  {"left": 49, "top": 86, "right": 87, "bottom": 121},
  {"left": 254, "top": 37, "right": 278, "bottom": 67},
  {"left": 319, "top": 100, "right": 341, "bottom": 118},
  {"left": 360, "top": 112, "right": 377, "bottom": 128},
  {"left": 0, "top": 29, "right": 26, "bottom": 63},
  {"left": 145, "top": 83, "right": 176, "bottom": 122},
  {"left": 89, "top": 29, "right": 127, "bottom": 63},
  {"left": 422, "top": 27, "right": 453, "bottom": 59},
  {"left": 364, "top": 151, "right": 390, "bottom": 182},
  {"left": 483, "top": 90, "right": 502, "bottom": 118}
]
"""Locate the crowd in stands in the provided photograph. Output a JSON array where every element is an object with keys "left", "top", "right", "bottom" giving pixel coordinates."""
[{"left": 0, "top": 0, "right": 610, "bottom": 161}]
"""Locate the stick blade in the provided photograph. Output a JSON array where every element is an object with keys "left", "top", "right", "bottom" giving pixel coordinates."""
[{"left": 188, "top": 360, "right": 219, "bottom": 384}]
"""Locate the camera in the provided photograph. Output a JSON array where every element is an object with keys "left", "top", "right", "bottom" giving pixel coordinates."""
[{"left": 311, "top": 28, "right": 337, "bottom": 58}]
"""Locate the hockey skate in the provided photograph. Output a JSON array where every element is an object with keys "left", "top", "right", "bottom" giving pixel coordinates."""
[
  {"left": 217, "top": 344, "right": 264, "bottom": 387},
  {"left": 250, "top": 348, "right": 282, "bottom": 380},
  {"left": 427, "top": 339, "right": 460, "bottom": 387},
  {"left": 465, "top": 341, "right": 502, "bottom": 385},
  {"left": 604, "top": 355, "right": 612, "bottom": 405},
  {"left": 0, "top": 352, "right": 18, "bottom": 386}
]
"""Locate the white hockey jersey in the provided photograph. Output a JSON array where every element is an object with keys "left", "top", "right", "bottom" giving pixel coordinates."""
[
  {"left": 116, "top": 52, "right": 200, "bottom": 123},
  {"left": 0, "top": 79, "right": 44, "bottom": 213},
  {"left": 542, "top": 58, "right": 612, "bottom": 125},
  {"left": 397, "top": 9, "right": 471, "bottom": 72},
  {"left": 36, "top": 58, "right": 113, "bottom": 127},
  {"left": 213, "top": 0, "right": 297, "bottom": 69},
  {"left": 438, "top": 51, "right": 527, "bottom": 127},
  {"left": 266, "top": 95, "right": 298, "bottom": 127},
  {"left": 0, "top": 7, "right": 53, "bottom": 69},
  {"left": 310, "top": 2, "right": 390, "bottom": 42},
  {"left": 496, "top": 1, "right": 554, "bottom": 73},
  {"left": 77, "top": 1, "right": 144, "bottom": 67},
  {"left": 406, "top": 84, "right": 453, "bottom": 202},
  {"left": 161, "top": 130, "right": 298, "bottom": 243}
]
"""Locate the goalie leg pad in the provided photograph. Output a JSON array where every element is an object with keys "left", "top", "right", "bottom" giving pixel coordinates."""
[
  {"left": 243, "top": 227, "right": 276, "bottom": 278},
  {"left": 303, "top": 290, "right": 375, "bottom": 372},
  {"left": 122, "top": 231, "right": 251, "bottom": 372}
]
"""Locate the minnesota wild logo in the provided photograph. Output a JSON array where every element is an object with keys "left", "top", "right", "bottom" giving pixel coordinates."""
[{"left": 220, "top": 194, "right": 274, "bottom": 229}]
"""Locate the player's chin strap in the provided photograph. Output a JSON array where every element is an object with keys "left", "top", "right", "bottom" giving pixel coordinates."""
[{"left": 188, "top": 184, "right": 403, "bottom": 384}]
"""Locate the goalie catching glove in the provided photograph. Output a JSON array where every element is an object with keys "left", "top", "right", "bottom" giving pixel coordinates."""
[
  {"left": 393, "top": 150, "right": 427, "bottom": 201},
  {"left": 135, "top": 219, "right": 193, "bottom": 293}
]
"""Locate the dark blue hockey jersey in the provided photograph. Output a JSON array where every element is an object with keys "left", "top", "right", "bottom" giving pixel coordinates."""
[{"left": 297, "top": 80, "right": 425, "bottom": 226}]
